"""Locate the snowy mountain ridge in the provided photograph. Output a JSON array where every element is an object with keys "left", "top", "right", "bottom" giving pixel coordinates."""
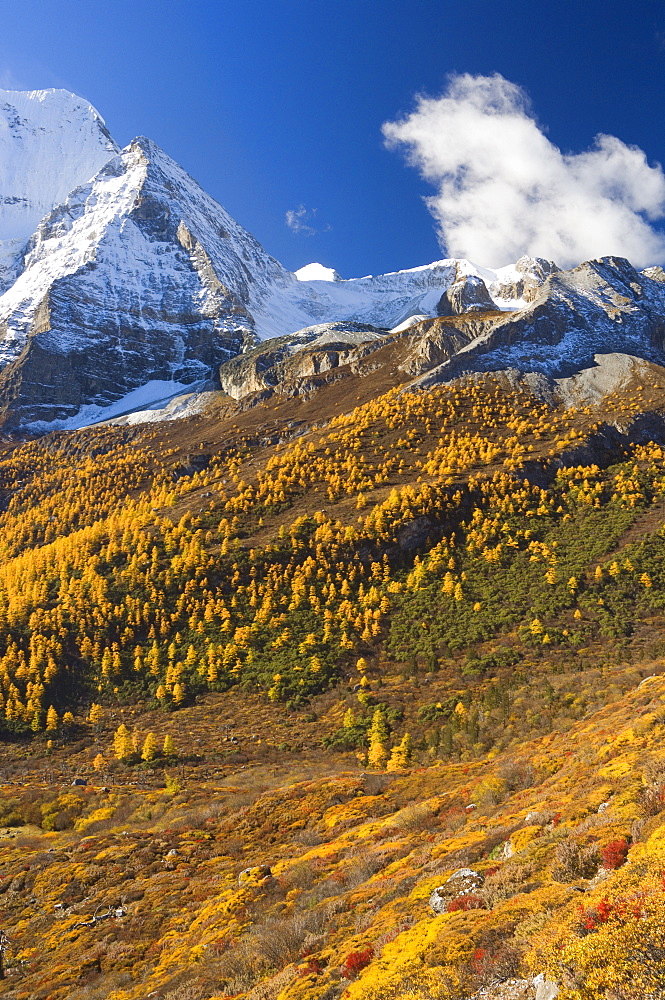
[{"left": 0, "top": 88, "right": 664, "bottom": 433}]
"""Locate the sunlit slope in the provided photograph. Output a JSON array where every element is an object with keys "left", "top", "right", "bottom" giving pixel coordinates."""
[
  {"left": 0, "top": 375, "right": 662, "bottom": 997},
  {"left": 0, "top": 670, "right": 663, "bottom": 1000},
  {"left": 0, "top": 374, "right": 662, "bottom": 733}
]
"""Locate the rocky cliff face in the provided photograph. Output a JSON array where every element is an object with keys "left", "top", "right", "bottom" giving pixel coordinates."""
[
  {"left": 217, "top": 257, "right": 665, "bottom": 412},
  {"left": 218, "top": 321, "right": 388, "bottom": 399},
  {"left": 0, "top": 137, "right": 285, "bottom": 430},
  {"left": 412, "top": 256, "right": 665, "bottom": 388}
]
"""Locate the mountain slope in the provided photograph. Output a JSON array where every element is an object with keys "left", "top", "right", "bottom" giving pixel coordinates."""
[
  {"left": 412, "top": 256, "right": 665, "bottom": 388},
  {"left": 210, "top": 257, "right": 665, "bottom": 419},
  {"left": 1, "top": 88, "right": 665, "bottom": 441},
  {"left": 0, "top": 374, "right": 662, "bottom": 999},
  {"left": 0, "top": 136, "right": 296, "bottom": 430},
  {"left": 0, "top": 88, "right": 118, "bottom": 290}
]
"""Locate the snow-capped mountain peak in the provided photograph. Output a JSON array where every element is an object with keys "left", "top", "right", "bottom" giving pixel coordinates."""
[
  {"left": 2, "top": 86, "right": 657, "bottom": 436},
  {"left": 0, "top": 88, "right": 118, "bottom": 289}
]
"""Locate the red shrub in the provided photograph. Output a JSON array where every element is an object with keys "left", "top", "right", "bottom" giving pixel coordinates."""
[
  {"left": 342, "top": 945, "right": 374, "bottom": 978},
  {"left": 601, "top": 838, "right": 629, "bottom": 870},
  {"left": 576, "top": 898, "right": 613, "bottom": 934},
  {"left": 471, "top": 947, "right": 488, "bottom": 973},
  {"left": 298, "top": 958, "right": 323, "bottom": 977},
  {"left": 446, "top": 893, "right": 486, "bottom": 912},
  {"left": 576, "top": 893, "right": 644, "bottom": 935}
]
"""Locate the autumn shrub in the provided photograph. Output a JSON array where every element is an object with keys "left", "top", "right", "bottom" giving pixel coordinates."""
[
  {"left": 209, "top": 912, "right": 318, "bottom": 995},
  {"left": 40, "top": 792, "right": 86, "bottom": 831},
  {"left": 469, "top": 941, "right": 522, "bottom": 984},
  {"left": 297, "top": 957, "right": 323, "bottom": 977},
  {"left": 470, "top": 776, "right": 507, "bottom": 808},
  {"left": 483, "top": 862, "right": 536, "bottom": 906},
  {"left": 446, "top": 893, "right": 486, "bottom": 912},
  {"left": 281, "top": 859, "right": 322, "bottom": 890},
  {"left": 530, "top": 873, "right": 665, "bottom": 1000},
  {"left": 340, "top": 853, "right": 386, "bottom": 888},
  {"left": 640, "top": 783, "right": 665, "bottom": 817},
  {"left": 207, "top": 940, "right": 262, "bottom": 995},
  {"left": 600, "top": 837, "right": 629, "bottom": 870},
  {"left": 162, "top": 981, "right": 213, "bottom": 1000},
  {"left": 390, "top": 800, "right": 435, "bottom": 832},
  {"left": 349, "top": 968, "right": 465, "bottom": 1000},
  {"left": 0, "top": 798, "right": 25, "bottom": 827},
  {"left": 498, "top": 759, "right": 537, "bottom": 792},
  {"left": 256, "top": 911, "right": 326, "bottom": 967},
  {"left": 639, "top": 760, "right": 665, "bottom": 817},
  {"left": 341, "top": 944, "right": 374, "bottom": 978},
  {"left": 551, "top": 837, "right": 599, "bottom": 882},
  {"left": 575, "top": 897, "right": 616, "bottom": 935}
]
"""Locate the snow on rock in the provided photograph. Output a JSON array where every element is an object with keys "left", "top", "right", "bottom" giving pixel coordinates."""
[
  {"left": 105, "top": 389, "right": 221, "bottom": 427},
  {"left": 0, "top": 134, "right": 292, "bottom": 429},
  {"left": 411, "top": 257, "right": 665, "bottom": 391},
  {"left": 0, "top": 84, "right": 550, "bottom": 431},
  {"left": 0, "top": 88, "right": 118, "bottom": 289},
  {"left": 23, "top": 379, "right": 206, "bottom": 434},
  {"left": 251, "top": 258, "right": 524, "bottom": 342},
  {"left": 2, "top": 86, "right": 640, "bottom": 433}
]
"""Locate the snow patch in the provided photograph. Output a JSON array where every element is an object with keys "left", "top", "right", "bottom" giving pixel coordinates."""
[
  {"left": 391, "top": 314, "right": 429, "bottom": 333},
  {"left": 104, "top": 389, "right": 220, "bottom": 426},
  {"left": 24, "top": 380, "right": 203, "bottom": 433}
]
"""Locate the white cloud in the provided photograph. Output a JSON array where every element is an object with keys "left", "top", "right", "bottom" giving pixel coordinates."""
[
  {"left": 382, "top": 73, "right": 665, "bottom": 269},
  {"left": 286, "top": 204, "right": 316, "bottom": 236},
  {"left": 285, "top": 204, "right": 331, "bottom": 237}
]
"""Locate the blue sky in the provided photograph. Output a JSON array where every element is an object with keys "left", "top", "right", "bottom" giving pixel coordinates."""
[{"left": 1, "top": 0, "right": 665, "bottom": 275}]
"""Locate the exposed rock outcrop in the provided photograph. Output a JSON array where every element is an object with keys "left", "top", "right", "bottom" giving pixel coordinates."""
[
  {"left": 428, "top": 867, "right": 485, "bottom": 914},
  {"left": 218, "top": 322, "right": 387, "bottom": 400},
  {"left": 413, "top": 257, "right": 665, "bottom": 389},
  {"left": 490, "top": 255, "right": 560, "bottom": 303},
  {"left": 437, "top": 274, "right": 496, "bottom": 316}
]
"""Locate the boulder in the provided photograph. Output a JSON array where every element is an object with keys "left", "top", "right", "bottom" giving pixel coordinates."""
[
  {"left": 428, "top": 867, "right": 485, "bottom": 914},
  {"left": 437, "top": 275, "right": 496, "bottom": 316},
  {"left": 534, "top": 974, "right": 559, "bottom": 1000}
]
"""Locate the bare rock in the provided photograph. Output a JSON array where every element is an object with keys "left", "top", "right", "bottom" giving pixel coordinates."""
[
  {"left": 491, "top": 256, "right": 560, "bottom": 303},
  {"left": 534, "top": 974, "right": 559, "bottom": 1000},
  {"left": 428, "top": 867, "right": 484, "bottom": 914},
  {"left": 437, "top": 275, "right": 496, "bottom": 316},
  {"left": 642, "top": 265, "right": 665, "bottom": 283}
]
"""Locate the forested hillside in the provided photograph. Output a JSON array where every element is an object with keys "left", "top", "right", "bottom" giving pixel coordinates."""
[{"left": 0, "top": 374, "right": 664, "bottom": 999}]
